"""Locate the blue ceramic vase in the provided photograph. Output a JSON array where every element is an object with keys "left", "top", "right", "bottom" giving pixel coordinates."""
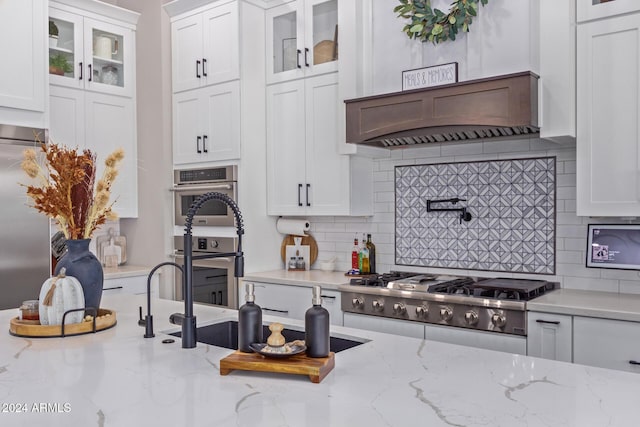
[{"left": 54, "top": 239, "right": 104, "bottom": 311}]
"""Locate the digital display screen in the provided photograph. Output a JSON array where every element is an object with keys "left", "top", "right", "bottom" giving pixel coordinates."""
[{"left": 586, "top": 224, "right": 640, "bottom": 270}]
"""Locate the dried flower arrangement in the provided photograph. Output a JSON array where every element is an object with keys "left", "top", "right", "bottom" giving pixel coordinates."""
[{"left": 21, "top": 139, "right": 124, "bottom": 240}]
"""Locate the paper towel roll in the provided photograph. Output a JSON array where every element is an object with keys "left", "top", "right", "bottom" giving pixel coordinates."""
[{"left": 276, "top": 218, "right": 310, "bottom": 236}]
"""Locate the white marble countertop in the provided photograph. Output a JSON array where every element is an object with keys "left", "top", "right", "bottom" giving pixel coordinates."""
[
  {"left": 527, "top": 288, "right": 640, "bottom": 322},
  {"left": 242, "top": 269, "right": 351, "bottom": 290},
  {"left": 2, "top": 294, "right": 640, "bottom": 426},
  {"left": 103, "top": 264, "right": 154, "bottom": 280}
]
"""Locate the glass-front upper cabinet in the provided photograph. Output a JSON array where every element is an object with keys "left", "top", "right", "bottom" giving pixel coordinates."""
[
  {"left": 266, "top": 0, "right": 338, "bottom": 84},
  {"left": 49, "top": 7, "right": 134, "bottom": 97},
  {"left": 578, "top": 0, "right": 640, "bottom": 22}
]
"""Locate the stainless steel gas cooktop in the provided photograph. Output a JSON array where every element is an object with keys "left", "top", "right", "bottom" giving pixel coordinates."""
[{"left": 339, "top": 272, "right": 557, "bottom": 336}]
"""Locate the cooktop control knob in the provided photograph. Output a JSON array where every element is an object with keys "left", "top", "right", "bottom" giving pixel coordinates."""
[
  {"left": 352, "top": 297, "right": 364, "bottom": 309},
  {"left": 464, "top": 311, "right": 479, "bottom": 326},
  {"left": 210, "top": 240, "right": 219, "bottom": 249},
  {"left": 393, "top": 302, "right": 406, "bottom": 315},
  {"left": 491, "top": 313, "right": 507, "bottom": 328},
  {"left": 372, "top": 299, "right": 384, "bottom": 312},
  {"left": 439, "top": 307, "right": 453, "bottom": 322},
  {"left": 416, "top": 304, "right": 429, "bottom": 318}
]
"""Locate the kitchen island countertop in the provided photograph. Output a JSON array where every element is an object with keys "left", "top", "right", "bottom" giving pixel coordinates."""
[{"left": 1, "top": 294, "right": 640, "bottom": 426}]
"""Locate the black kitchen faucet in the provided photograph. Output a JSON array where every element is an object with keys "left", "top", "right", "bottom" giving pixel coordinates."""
[{"left": 140, "top": 192, "right": 244, "bottom": 348}]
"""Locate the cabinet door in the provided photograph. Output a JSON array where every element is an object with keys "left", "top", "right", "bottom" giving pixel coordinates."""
[
  {"left": 104, "top": 275, "right": 158, "bottom": 297},
  {"left": 202, "top": 2, "right": 239, "bottom": 85},
  {"left": 252, "top": 282, "right": 309, "bottom": 320},
  {"left": 425, "top": 323, "right": 527, "bottom": 355},
  {"left": 304, "top": 0, "right": 338, "bottom": 78},
  {"left": 84, "top": 92, "right": 138, "bottom": 218},
  {"left": 266, "top": 2, "right": 305, "bottom": 84},
  {"left": 200, "top": 81, "right": 241, "bottom": 161},
  {"left": 173, "top": 89, "right": 202, "bottom": 164},
  {"left": 49, "top": 86, "right": 85, "bottom": 147},
  {"left": 578, "top": 0, "right": 640, "bottom": 22},
  {"left": 49, "top": 7, "right": 84, "bottom": 90},
  {"left": 574, "top": 316, "right": 640, "bottom": 373},
  {"left": 343, "top": 312, "right": 424, "bottom": 339},
  {"left": 84, "top": 18, "right": 135, "bottom": 97},
  {"left": 0, "top": 0, "right": 45, "bottom": 112},
  {"left": 304, "top": 73, "right": 349, "bottom": 214},
  {"left": 577, "top": 14, "right": 640, "bottom": 216},
  {"left": 319, "top": 289, "right": 342, "bottom": 326},
  {"left": 172, "top": 14, "right": 203, "bottom": 93},
  {"left": 266, "top": 79, "right": 307, "bottom": 215},
  {"left": 526, "top": 312, "right": 572, "bottom": 362}
]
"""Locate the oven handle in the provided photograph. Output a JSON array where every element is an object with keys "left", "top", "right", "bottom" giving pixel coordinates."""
[
  {"left": 172, "top": 253, "right": 234, "bottom": 264},
  {"left": 170, "top": 183, "right": 233, "bottom": 192}
]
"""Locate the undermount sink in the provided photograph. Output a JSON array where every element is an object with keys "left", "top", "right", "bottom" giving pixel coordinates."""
[{"left": 169, "top": 320, "right": 367, "bottom": 353}]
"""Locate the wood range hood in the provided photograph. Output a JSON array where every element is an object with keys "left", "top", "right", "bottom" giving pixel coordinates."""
[{"left": 345, "top": 71, "right": 539, "bottom": 148}]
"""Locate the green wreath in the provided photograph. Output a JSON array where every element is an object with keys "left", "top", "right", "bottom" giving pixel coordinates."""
[{"left": 394, "top": 0, "right": 489, "bottom": 44}]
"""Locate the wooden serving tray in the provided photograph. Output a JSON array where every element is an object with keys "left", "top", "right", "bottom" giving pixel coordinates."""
[
  {"left": 220, "top": 351, "right": 335, "bottom": 383},
  {"left": 9, "top": 309, "right": 116, "bottom": 338}
]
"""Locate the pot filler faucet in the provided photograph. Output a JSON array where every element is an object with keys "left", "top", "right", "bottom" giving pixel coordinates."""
[{"left": 140, "top": 192, "right": 245, "bottom": 348}]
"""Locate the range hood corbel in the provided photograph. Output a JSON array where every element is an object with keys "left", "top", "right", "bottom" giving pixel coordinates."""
[{"left": 345, "top": 71, "right": 539, "bottom": 148}]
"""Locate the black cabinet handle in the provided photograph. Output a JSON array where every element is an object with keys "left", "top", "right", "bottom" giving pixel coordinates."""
[
  {"left": 296, "top": 49, "right": 302, "bottom": 69},
  {"left": 304, "top": 47, "right": 309, "bottom": 67},
  {"left": 263, "top": 308, "right": 289, "bottom": 315},
  {"left": 211, "top": 291, "right": 216, "bottom": 305},
  {"left": 320, "top": 295, "right": 336, "bottom": 299},
  {"left": 306, "top": 183, "right": 311, "bottom": 207},
  {"left": 202, "top": 58, "right": 207, "bottom": 77},
  {"left": 630, "top": 360, "right": 640, "bottom": 365},
  {"left": 298, "top": 183, "right": 303, "bottom": 207},
  {"left": 218, "top": 291, "right": 222, "bottom": 304},
  {"left": 79, "top": 62, "right": 83, "bottom": 80},
  {"left": 535, "top": 319, "right": 561, "bottom": 325},
  {"left": 196, "top": 136, "right": 202, "bottom": 153},
  {"left": 202, "top": 135, "right": 208, "bottom": 153},
  {"left": 88, "top": 64, "right": 92, "bottom": 81},
  {"left": 196, "top": 60, "right": 201, "bottom": 78},
  {"left": 103, "top": 286, "right": 123, "bottom": 291}
]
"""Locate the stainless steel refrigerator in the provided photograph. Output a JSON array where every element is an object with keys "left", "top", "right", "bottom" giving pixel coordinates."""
[{"left": 0, "top": 125, "right": 50, "bottom": 310}]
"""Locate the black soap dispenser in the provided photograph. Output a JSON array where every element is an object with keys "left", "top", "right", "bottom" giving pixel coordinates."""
[
  {"left": 238, "top": 283, "right": 262, "bottom": 353},
  {"left": 305, "top": 285, "right": 330, "bottom": 358}
]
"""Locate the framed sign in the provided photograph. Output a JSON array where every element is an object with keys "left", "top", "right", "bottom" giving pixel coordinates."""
[{"left": 402, "top": 62, "right": 458, "bottom": 91}]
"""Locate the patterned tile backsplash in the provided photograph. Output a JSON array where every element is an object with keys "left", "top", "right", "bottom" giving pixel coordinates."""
[{"left": 395, "top": 157, "right": 556, "bottom": 274}]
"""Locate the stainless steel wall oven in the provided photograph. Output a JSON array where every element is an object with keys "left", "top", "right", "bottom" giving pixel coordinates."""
[
  {"left": 173, "top": 166, "right": 237, "bottom": 227},
  {"left": 173, "top": 236, "right": 238, "bottom": 309}
]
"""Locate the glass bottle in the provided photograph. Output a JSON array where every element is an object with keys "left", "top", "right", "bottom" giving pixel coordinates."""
[
  {"left": 360, "top": 233, "right": 370, "bottom": 274},
  {"left": 238, "top": 283, "right": 263, "bottom": 353},
  {"left": 305, "top": 285, "right": 330, "bottom": 358},
  {"left": 351, "top": 236, "right": 359, "bottom": 271},
  {"left": 366, "top": 234, "right": 376, "bottom": 274}
]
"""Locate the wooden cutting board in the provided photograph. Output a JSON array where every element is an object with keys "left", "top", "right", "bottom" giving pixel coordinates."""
[
  {"left": 220, "top": 351, "right": 335, "bottom": 383},
  {"left": 280, "top": 234, "right": 318, "bottom": 265}
]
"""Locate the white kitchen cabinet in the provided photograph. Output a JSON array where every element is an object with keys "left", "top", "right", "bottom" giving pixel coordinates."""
[
  {"left": 578, "top": 0, "right": 640, "bottom": 23},
  {"left": 266, "top": 0, "right": 338, "bottom": 85},
  {"left": 266, "top": 73, "right": 372, "bottom": 216},
  {"left": 49, "top": 86, "right": 138, "bottom": 218},
  {"left": 49, "top": 2, "right": 137, "bottom": 98},
  {"left": 0, "top": 0, "right": 46, "bottom": 115},
  {"left": 576, "top": 12, "right": 640, "bottom": 216},
  {"left": 527, "top": 311, "right": 573, "bottom": 362},
  {"left": 241, "top": 281, "right": 343, "bottom": 326},
  {"left": 171, "top": 1, "right": 239, "bottom": 93},
  {"left": 172, "top": 80, "right": 240, "bottom": 164},
  {"left": 103, "top": 274, "right": 158, "bottom": 298},
  {"left": 343, "top": 312, "right": 424, "bottom": 339},
  {"left": 574, "top": 316, "right": 640, "bottom": 373}
]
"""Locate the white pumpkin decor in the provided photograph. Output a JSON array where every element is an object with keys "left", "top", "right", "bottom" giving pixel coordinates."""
[{"left": 38, "top": 268, "right": 85, "bottom": 326}]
